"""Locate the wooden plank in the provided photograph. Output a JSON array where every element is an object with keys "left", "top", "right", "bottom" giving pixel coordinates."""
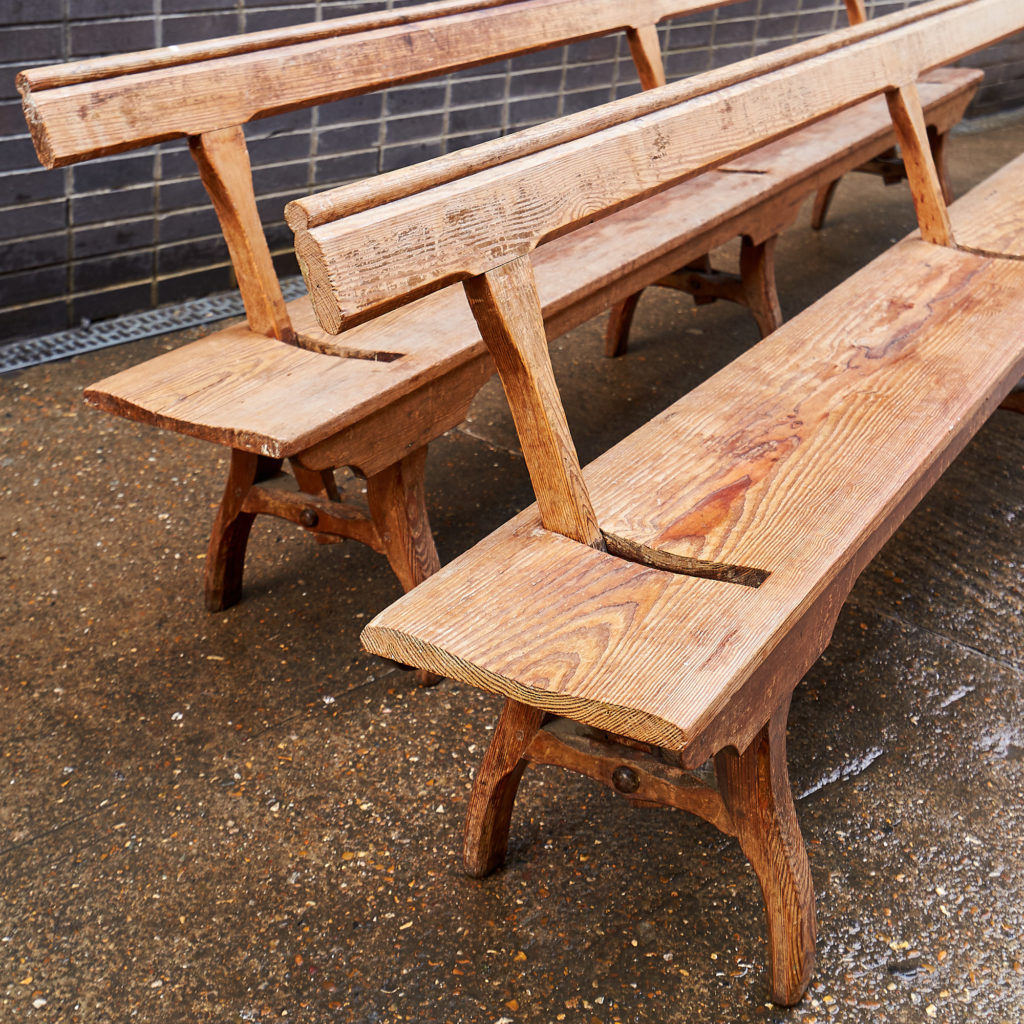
[
  {"left": 295, "top": 0, "right": 1022, "bottom": 333},
  {"left": 287, "top": 0, "right": 975, "bottom": 231},
  {"left": 19, "top": 0, "right": 737, "bottom": 168},
  {"left": 464, "top": 256, "right": 603, "bottom": 547},
  {"left": 884, "top": 81, "right": 954, "bottom": 246},
  {"left": 188, "top": 126, "right": 294, "bottom": 341},
  {"left": 362, "top": 242, "right": 1024, "bottom": 751},
  {"left": 947, "top": 149, "right": 1024, "bottom": 256},
  {"left": 83, "top": 71, "right": 980, "bottom": 458}
]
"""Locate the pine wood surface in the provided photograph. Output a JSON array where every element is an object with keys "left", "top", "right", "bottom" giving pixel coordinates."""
[
  {"left": 362, "top": 239, "right": 1024, "bottom": 754},
  {"left": 285, "top": 0, "right": 962, "bottom": 232},
  {"left": 82, "top": 68, "right": 976, "bottom": 461},
  {"left": 295, "top": 0, "right": 1019, "bottom": 334},
  {"left": 18, "top": 0, "right": 742, "bottom": 168},
  {"left": 947, "top": 149, "right": 1024, "bottom": 255}
]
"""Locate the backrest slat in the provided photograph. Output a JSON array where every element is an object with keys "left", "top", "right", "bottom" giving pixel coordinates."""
[
  {"left": 19, "top": 0, "right": 739, "bottom": 168},
  {"left": 284, "top": 0, "right": 962, "bottom": 231},
  {"left": 294, "top": 0, "right": 1022, "bottom": 335}
]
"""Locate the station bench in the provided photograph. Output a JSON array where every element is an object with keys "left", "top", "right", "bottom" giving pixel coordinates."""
[
  {"left": 18, "top": 0, "right": 979, "bottom": 618},
  {"left": 284, "top": 0, "right": 1024, "bottom": 1003}
]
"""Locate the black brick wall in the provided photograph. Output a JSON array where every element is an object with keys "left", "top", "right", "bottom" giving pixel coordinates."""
[{"left": 2, "top": 0, "right": 1023, "bottom": 346}]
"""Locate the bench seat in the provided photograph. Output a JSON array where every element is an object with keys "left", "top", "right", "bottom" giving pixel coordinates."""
[
  {"left": 362, "top": 236, "right": 1024, "bottom": 761},
  {"left": 84, "top": 69, "right": 978, "bottom": 471},
  {"left": 948, "top": 147, "right": 1024, "bottom": 254}
]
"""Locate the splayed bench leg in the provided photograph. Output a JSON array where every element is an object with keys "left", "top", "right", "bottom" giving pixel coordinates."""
[{"left": 715, "top": 697, "right": 816, "bottom": 1006}]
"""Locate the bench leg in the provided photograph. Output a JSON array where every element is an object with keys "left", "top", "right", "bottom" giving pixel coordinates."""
[
  {"left": 811, "top": 178, "right": 841, "bottom": 231},
  {"left": 928, "top": 125, "right": 953, "bottom": 204},
  {"left": 204, "top": 448, "right": 271, "bottom": 612},
  {"left": 463, "top": 698, "right": 547, "bottom": 878},
  {"left": 739, "top": 235, "right": 783, "bottom": 339},
  {"left": 715, "top": 698, "right": 816, "bottom": 1006},
  {"left": 366, "top": 446, "right": 443, "bottom": 686},
  {"left": 604, "top": 290, "right": 643, "bottom": 358}
]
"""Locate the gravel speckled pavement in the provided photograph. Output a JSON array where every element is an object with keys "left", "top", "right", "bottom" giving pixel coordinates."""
[{"left": 2, "top": 117, "right": 1023, "bottom": 1024}]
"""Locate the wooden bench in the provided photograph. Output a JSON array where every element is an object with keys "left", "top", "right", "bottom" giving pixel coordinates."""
[
  {"left": 287, "top": 0, "right": 1024, "bottom": 1003},
  {"left": 19, "top": 0, "right": 979, "bottom": 620}
]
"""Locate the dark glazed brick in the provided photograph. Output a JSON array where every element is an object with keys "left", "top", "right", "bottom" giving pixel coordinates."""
[
  {"left": 385, "top": 84, "right": 448, "bottom": 117},
  {"left": 164, "top": 13, "right": 239, "bottom": 45},
  {"left": 0, "top": 136, "right": 41, "bottom": 174},
  {"left": 317, "top": 93, "right": 384, "bottom": 126},
  {"left": 450, "top": 76, "right": 507, "bottom": 107},
  {"left": 665, "top": 22, "right": 713, "bottom": 51},
  {"left": 564, "top": 62, "right": 616, "bottom": 93},
  {"left": 70, "top": 19, "right": 156, "bottom": 58},
  {"left": 448, "top": 104, "right": 503, "bottom": 135},
  {"left": 158, "top": 179, "right": 209, "bottom": 213},
  {"left": 157, "top": 236, "right": 230, "bottom": 276},
  {"left": 445, "top": 130, "right": 501, "bottom": 153},
  {"left": 0, "top": 26, "right": 63, "bottom": 63},
  {"left": 72, "top": 282, "right": 152, "bottom": 326},
  {"left": 247, "top": 110, "right": 313, "bottom": 141},
  {"left": 2, "top": 299, "right": 68, "bottom": 342},
  {"left": 158, "top": 208, "right": 222, "bottom": 245},
  {"left": 73, "top": 187, "right": 155, "bottom": 226},
  {"left": 313, "top": 150, "right": 380, "bottom": 186},
  {"left": 508, "top": 94, "right": 560, "bottom": 127},
  {"left": 68, "top": 0, "right": 152, "bottom": 16},
  {"left": 715, "top": 18, "right": 756, "bottom": 46},
  {"left": 245, "top": 7, "right": 319, "bottom": 32},
  {"left": 383, "top": 112, "right": 445, "bottom": 145},
  {"left": 380, "top": 140, "right": 443, "bottom": 173},
  {"left": 317, "top": 122, "right": 382, "bottom": 155},
  {"left": 72, "top": 154, "right": 158, "bottom": 193},
  {"left": 252, "top": 162, "right": 310, "bottom": 195},
  {"left": 0, "top": 201, "right": 66, "bottom": 242},
  {"left": 3, "top": 0, "right": 63, "bottom": 24},
  {"left": 271, "top": 249, "right": 299, "bottom": 278},
  {"left": 562, "top": 87, "right": 613, "bottom": 116},
  {"left": 0, "top": 265, "right": 65, "bottom": 306},
  {"left": 0, "top": 169, "right": 64, "bottom": 205},
  {"left": 0, "top": 233, "right": 65, "bottom": 275},
  {"left": 156, "top": 266, "right": 234, "bottom": 306},
  {"left": 247, "top": 133, "right": 311, "bottom": 167},
  {"left": 508, "top": 68, "right": 563, "bottom": 98},
  {"left": 73, "top": 219, "right": 154, "bottom": 260},
  {"left": 163, "top": 0, "right": 239, "bottom": 12},
  {"left": 73, "top": 250, "right": 152, "bottom": 292},
  {"left": 0, "top": 100, "right": 28, "bottom": 137}
]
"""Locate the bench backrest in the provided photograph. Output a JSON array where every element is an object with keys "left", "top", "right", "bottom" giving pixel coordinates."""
[
  {"left": 18, "top": 0, "right": 864, "bottom": 344},
  {"left": 289, "top": 0, "right": 1024, "bottom": 548}
]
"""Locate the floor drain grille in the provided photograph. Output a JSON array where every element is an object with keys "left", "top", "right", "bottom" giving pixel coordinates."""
[{"left": 1, "top": 277, "right": 308, "bottom": 375}]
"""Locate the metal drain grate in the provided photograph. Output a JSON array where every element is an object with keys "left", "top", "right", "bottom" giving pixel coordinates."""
[{"left": 0, "top": 276, "right": 308, "bottom": 375}]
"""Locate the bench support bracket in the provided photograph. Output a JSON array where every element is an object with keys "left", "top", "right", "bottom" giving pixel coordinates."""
[{"left": 463, "top": 695, "right": 814, "bottom": 1004}]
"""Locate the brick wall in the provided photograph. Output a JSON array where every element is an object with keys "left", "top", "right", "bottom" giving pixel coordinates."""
[{"left": 2, "top": 0, "right": 1023, "bottom": 347}]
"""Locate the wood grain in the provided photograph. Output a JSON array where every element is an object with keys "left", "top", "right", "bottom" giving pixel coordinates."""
[
  {"left": 464, "top": 257, "right": 603, "bottom": 548},
  {"left": 188, "top": 126, "right": 294, "bottom": 342},
  {"left": 84, "top": 72, "right": 979, "bottom": 461},
  {"left": 362, "top": 241, "right": 1024, "bottom": 752},
  {"left": 947, "top": 149, "right": 1024, "bottom": 257},
  {"left": 19, "top": 0, "right": 736, "bottom": 168},
  {"left": 296, "top": 0, "right": 1017, "bottom": 332},
  {"left": 286, "top": 0, "right": 976, "bottom": 231},
  {"left": 884, "top": 82, "right": 955, "bottom": 247}
]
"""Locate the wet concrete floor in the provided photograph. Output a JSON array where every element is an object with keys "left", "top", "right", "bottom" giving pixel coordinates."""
[{"left": 2, "top": 117, "right": 1023, "bottom": 1024}]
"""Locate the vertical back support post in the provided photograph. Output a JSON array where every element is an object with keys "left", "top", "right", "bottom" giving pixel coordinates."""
[
  {"left": 626, "top": 23, "right": 667, "bottom": 89},
  {"left": 190, "top": 125, "right": 296, "bottom": 342},
  {"left": 463, "top": 256, "right": 604, "bottom": 549},
  {"left": 844, "top": 0, "right": 867, "bottom": 26},
  {"left": 885, "top": 82, "right": 955, "bottom": 247}
]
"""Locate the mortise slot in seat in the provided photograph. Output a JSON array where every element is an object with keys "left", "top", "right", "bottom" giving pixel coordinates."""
[
  {"left": 601, "top": 530, "right": 769, "bottom": 587},
  {"left": 295, "top": 333, "right": 405, "bottom": 361}
]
